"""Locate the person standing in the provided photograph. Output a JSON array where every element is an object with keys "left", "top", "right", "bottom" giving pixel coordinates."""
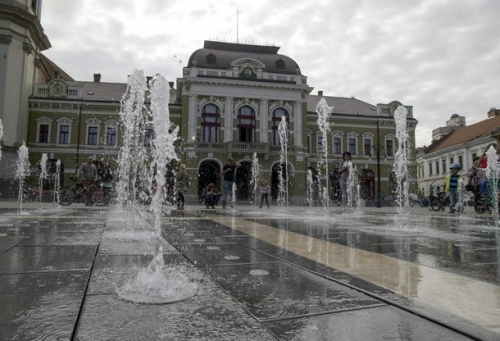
[
  {"left": 175, "top": 164, "right": 189, "bottom": 210},
  {"left": 445, "top": 163, "right": 463, "bottom": 213},
  {"left": 221, "top": 157, "right": 241, "bottom": 209},
  {"left": 78, "top": 156, "right": 97, "bottom": 206},
  {"left": 259, "top": 179, "right": 270, "bottom": 208},
  {"left": 100, "top": 162, "right": 113, "bottom": 205},
  {"left": 338, "top": 152, "right": 354, "bottom": 206}
]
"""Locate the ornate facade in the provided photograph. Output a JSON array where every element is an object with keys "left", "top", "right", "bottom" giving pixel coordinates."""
[{"left": 25, "top": 40, "right": 418, "bottom": 205}]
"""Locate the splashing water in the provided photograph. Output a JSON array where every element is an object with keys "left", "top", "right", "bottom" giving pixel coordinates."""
[
  {"left": 485, "top": 145, "right": 499, "bottom": 225},
  {"left": 116, "top": 70, "right": 149, "bottom": 208},
  {"left": 15, "top": 142, "right": 30, "bottom": 212},
  {"left": 54, "top": 160, "right": 61, "bottom": 204},
  {"left": 393, "top": 106, "right": 410, "bottom": 227},
  {"left": 277, "top": 116, "right": 288, "bottom": 207},
  {"left": 116, "top": 71, "right": 196, "bottom": 304},
  {"left": 38, "top": 154, "right": 48, "bottom": 203},
  {"left": 315, "top": 98, "right": 333, "bottom": 208},
  {"left": 0, "top": 119, "right": 3, "bottom": 161},
  {"left": 251, "top": 153, "right": 260, "bottom": 206}
]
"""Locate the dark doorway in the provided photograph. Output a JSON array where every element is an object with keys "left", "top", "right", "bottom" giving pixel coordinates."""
[
  {"left": 235, "top": 161, "right": 252, "bottom": 200},
  {"left": 359, "top": 169, "right": 375, "bottom": 200},
  {"left": 198, "top": 160, "right": 221, "bottom": 199}
]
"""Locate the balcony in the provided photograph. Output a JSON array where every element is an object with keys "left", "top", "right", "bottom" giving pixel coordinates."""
[{"left": 185, "top": 141, "right": 297, "bottom": 156}]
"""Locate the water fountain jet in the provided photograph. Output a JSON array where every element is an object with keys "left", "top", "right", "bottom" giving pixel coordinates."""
[{"left": 115, "top": 71, "right": 197, "bottom": 304}]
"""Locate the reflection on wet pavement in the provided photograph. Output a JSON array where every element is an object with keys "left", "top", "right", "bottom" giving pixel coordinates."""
[{"left": 0, "top": 204, "right": 499, "bottom": 340}]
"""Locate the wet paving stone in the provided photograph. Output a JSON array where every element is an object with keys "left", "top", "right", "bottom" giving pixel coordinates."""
[
  {"left": 177, "top": 243, "right": 280, "bottom": 267},
  {"left": 200, "top": 261, "right": 385, "bottom": 321},
  {"left": 88, "top": 253, "right": 198, "bottom": 295},
  {"left": 77, "top": 278, "right": 277, "bottom": 340},
  {"left": 19, "top": 231, "right": 102, "bottom": 246},
  {"left": 0, "top": 245, "right": 97, "bottom": 273},
  {"left": 263, "top": 305, "right": 474, "bottom": 341},
  {"left": 0, "top": 270, "right": 88, "bottom": 341}
]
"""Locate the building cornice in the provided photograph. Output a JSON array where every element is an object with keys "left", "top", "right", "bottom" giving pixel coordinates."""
[{"left": 0, "top": 4, "right": 51, "bottom": 51}]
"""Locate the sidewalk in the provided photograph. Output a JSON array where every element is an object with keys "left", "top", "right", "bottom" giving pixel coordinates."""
[{"left": 0, "top": 202, "right": 499, "bottom": 340}]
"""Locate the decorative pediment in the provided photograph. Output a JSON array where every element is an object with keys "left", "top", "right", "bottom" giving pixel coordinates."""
[
  {"left": 36, "top": 116, "right": 53, "bottom": 123},
  {"left": 57, "top": 117, "right": 73, "bottom": 123}
]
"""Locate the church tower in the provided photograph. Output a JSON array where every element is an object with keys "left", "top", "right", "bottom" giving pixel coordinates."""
[{"left": 0, "top": 0, "right": 50, "bottom": 148}]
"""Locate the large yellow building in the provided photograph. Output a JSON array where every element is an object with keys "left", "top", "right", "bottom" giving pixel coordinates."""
[{"left": 25, "top": 40, "right": 418, "bottom": 205}]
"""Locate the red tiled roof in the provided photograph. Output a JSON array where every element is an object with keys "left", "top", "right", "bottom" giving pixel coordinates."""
[
  {"left": 39, "top": 54, "right": 74, "bottom": 81},
  {"left": 427, "top": 115, "right": 500, "bottom": 153}
]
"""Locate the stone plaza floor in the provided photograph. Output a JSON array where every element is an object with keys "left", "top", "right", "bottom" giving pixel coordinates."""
[{"left": 0, "top": 200, "right": 499, "bottom": 340}]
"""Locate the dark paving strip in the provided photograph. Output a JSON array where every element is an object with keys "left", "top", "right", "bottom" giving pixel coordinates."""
[{"left": 198, "top": 262, "right": 385, "bottom": 322}]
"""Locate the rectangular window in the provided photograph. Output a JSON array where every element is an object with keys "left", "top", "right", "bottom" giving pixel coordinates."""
[
  {"left": 364, "top": 138, "right": 372, "bottom": 156},
  {"left": 317, "top": 135, "right": 323, "bottom": 153},
  {"left": 442, "top": 160, "right": 446, "bottom": 173},
  {"left": 58, "top": 125, "right": 69, "bottom": 144},
  {"left": 348, "top": 138, "right": 356, "bottom": 155},
  {"left": 333, "top": 137, "right": 341, "bottom": 155},
  {"left": 435, "top": 161, "right": 439, "bottom": 175},
  {"left": 106, "top": 126, "right": 116, "bottom": 146},
  {"left": 87, "top": 126, "right": 98, "bottom": 145},
  {"left": 39, "top": 124, "right": 49, "bottom": 143},
  {"left": 385, "top": 140, "right": 394, "bottom": 156},
  {"left": 307, "top": 135, "right": 311, "bottom": 154},
  {"left": 429, "top": 162, "right": 433, "bottom": 176},
  {"left": 458, "top": 156, "right": 463, "bottom": 168}
]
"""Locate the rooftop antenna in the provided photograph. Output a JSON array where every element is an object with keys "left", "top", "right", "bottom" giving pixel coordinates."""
[{"left": 237, "top": 10, "right": 239, "bottom": 43}]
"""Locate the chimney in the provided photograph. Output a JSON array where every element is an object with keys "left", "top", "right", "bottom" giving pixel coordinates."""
[
  {"left": 487, "top": 107, "right": 499, "bottom": 118},
  {"left": 93, "top": 73, "right": 101, "bottom": 82},
  {"left": 318, "top": 90, "right": 323, "bottom": 96}
]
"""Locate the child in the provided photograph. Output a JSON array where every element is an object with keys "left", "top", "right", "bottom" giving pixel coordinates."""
[
  {"left": 204, "top": 183, "right": 219, "bottom": 209},
  {"left": 259, "top": 180, "right": 270, "bottom": 208},
  {"left": 445, "top": 163, "right": 463, "bottom": 213}
]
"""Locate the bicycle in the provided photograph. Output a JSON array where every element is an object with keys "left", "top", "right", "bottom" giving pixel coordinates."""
[
  {"left": 429, "top": 191, "right": 449, "bottom": 211},
  {"left": 59, "top": 177, "right": 85, "bottom": 205}
]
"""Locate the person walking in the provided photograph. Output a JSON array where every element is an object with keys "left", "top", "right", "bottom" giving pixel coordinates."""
[
  {"left": 175, "top": 164, "right": 189, "bottom": 210},
  {"left": 77, "top": 156, "right": 97, "bottom": 206},
  {"left": 259, "top": 179, "right": 270, "bottom": 208},
  {"left": 338, "top": 151, "right": 354, "bottom": 206},
  {"left": 221, "top": 157, "right": 241, "bottom": 209},
  {"left": 445, "top": 163, "right": 463, "bottom": 213}
]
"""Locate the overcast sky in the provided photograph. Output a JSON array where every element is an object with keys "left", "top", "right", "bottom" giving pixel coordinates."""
[{"left": 40, "top": 0, "right": 500, "bottom": 147}]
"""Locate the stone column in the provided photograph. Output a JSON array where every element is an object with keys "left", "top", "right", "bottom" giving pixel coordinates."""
[
  {"left": 224, "top": 97, "right": 233, "bottom": 142},
  {"left": 188, "top": 95, "right": 197, "bottom": 140},
  {"left": 260, "top": 99, "right": 268, "bottom": 143},
  {"left": 294, "top": 100, "right": 303, "bottom": 147}
]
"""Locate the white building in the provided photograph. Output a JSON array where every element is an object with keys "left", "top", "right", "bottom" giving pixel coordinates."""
[{"left": 417, "top": 108, "right": 500, "bottom": 195}]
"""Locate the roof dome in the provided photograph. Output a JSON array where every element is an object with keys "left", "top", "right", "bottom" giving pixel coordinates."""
[{"left": 187, "top": 41, "right": 301, "bottom": 75}]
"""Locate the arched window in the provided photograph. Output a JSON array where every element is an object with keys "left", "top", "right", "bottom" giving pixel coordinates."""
[
  {"left": 275, "top": 59, "right": 285, "bottom": 70},
  {"left": 272, "top": 108, "right": 290, "bottom": 145},
  {"left": 201, "top": 104, "right": 220, "bottom": 142},
  {"left": 206, "top": 53, "right": 216, "bottom": 65},
  {"left": 237, "top": 106, "right": 256, "bottom": 142}
]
